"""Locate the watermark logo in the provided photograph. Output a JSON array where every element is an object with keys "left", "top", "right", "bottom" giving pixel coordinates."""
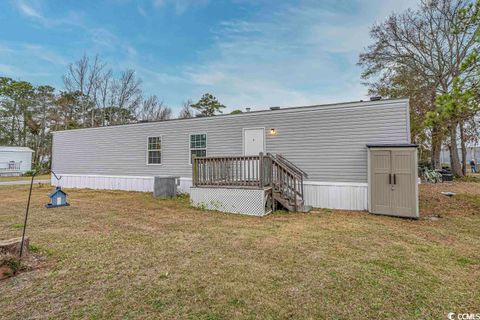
[{"left": 447, "top": 313, "right": 480, "bottom": 320}]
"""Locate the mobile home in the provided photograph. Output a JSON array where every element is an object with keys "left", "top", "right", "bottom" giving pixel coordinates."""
[
  {"left": 0, "top": 146, "right": 34, "bottom": 176},
  {"left": 51, "top": 98, "right": 418, "bottom": 217}
]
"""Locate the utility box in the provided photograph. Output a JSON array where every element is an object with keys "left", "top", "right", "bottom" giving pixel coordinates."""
[
  {"left": 367, "top": 144, "right": 419, "bottom": 219},
  {"left": 154, "top": 176, "right": 178, "bottom": 198}
]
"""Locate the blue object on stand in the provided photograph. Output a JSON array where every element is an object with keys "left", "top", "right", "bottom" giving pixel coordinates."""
[{"left": 45, "top": 186, "right": 69, "bottom": 208}]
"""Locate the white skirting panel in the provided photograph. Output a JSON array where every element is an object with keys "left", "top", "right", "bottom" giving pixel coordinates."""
[
  {"left": 51, "top": 174, "right": 155, "bottom": 192},
  {"left": 190, "top": 187, "right": 267, "bottom": 216},
  {"left": 178, "top": 178, "right": 192, "bottom": 194},
  {"left": 51, "top": 174, "right": 367, "bottom": 211},
  {"left": 303, "top": 181, "right": 368, "bottom": 211}
]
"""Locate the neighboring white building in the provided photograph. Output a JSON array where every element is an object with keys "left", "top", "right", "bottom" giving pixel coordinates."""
[
  {"left": 440, "top": 146, "right": 480, "bottom": 165},
  {"left": 0, "top": 146, "right": 34, "bottom": 176}
]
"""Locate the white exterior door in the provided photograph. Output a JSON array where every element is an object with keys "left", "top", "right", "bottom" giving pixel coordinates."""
[{"left": 244, "top": 128, "right": 265, "bottom": 156}]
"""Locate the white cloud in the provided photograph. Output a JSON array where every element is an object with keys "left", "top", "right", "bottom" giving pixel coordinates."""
[
  {"left": 153, "top": 0, "right": 209, "bottom": 15},
  {"left": 12, "top": 0, "right": 133, "bottom": 56},
  {"left": 22, "top": 44, "right": 69, "bottom": 66},
  {"left": 89, "top": 28, "right": 121, "bottom": 49},
  {"left": 0, "top": 42, "right": 67, "bottom": 87},
  {"left": 181, "top": 0, "right": 419, "bottom": 110},
  {"left": 15, "top": 0, "right": 43, "bottom": 19},
  {"left": 0, "top": 45, "right": 14, "bottom": 53},
  {"left": 13, "top": 0, "right": 84, "bottom": 28},
  {"left": 7, "top": 0, "right": 421, "bottom": 111},
  {"left": 0, "top": 42, "right": 68, "bottom": 66}
]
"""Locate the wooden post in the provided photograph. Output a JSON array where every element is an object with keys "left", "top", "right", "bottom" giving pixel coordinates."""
[
  {"left": 248, "top": 157, "right": 251, "bottom": 186},
  {"left": 259, "top": 152, "right": 264, "bottom": 188},
  {"left": 192, "top": 155, "right": 197, "bottom": 186},
  {"left": 300, "top": 176, "right": 304, "bottom": 199},
  {"left": 293, "top": 176, "right": 297, "bottom": 212},
  {"left": 269, "top": 156, "right": 273, "bottom": 188}
]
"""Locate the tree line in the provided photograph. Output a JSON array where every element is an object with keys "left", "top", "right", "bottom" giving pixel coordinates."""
[
  {"left": 359, "top": 0, "right": 479, "bottom": 176},
  {"left": 1, "top": 0, "right": 478, "bottom": 176},
  {"left": 0, "top": 55, "right": 228, "bottom": 170}
]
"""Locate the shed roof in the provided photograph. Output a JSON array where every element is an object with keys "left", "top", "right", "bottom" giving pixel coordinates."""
[
  {"left": 366, "top": 144, "right": 418, "bottom": 148},
  {"left": 0, "top": 146, "right": 34, "bottom": 152}
]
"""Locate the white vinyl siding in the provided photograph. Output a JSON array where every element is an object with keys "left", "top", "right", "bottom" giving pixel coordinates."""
[{"left": 52, "top": 99, "right": 410, "bottom": 183}]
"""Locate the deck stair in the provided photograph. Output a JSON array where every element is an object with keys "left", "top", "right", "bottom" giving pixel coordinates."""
[
  {"left": 268, "top": 153, "right": 310, "bottom": 212},
  {"left": 192, "top": 153, "right": 309, "bottom": 212}
]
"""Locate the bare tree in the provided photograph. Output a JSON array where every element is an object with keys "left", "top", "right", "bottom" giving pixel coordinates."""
[
  {"left": 63, "top": 54, "right": 105, "bottom": 127},
  {"left": 62, "top": 54, "right": 173, "bottom": 127},
  {"left": 137, "top": 95, "right": 172, "bottom": 122},
  {"left": 358, "top": 0, "right": 479, "bottom": 173},
  {"left": 178, "top": 99, "right": 195, "bottom": 119},
  {"left": 94, "top": 69, "right": 113, "bottom": 126},
  {"left": 116, "top": 70, "right": 142, "bottom": 110}
]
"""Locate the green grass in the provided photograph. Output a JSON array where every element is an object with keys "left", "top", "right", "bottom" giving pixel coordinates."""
[
  {"left": 0, "top": 174, "right": 50, "bottom": 182},
  {"left": 0, "top": 182, "right": 479, "bottom": 319}
]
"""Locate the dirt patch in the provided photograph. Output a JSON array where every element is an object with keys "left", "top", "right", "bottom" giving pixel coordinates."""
[{"left": 0, "top": 254, "right": 17, "bottom": 280}]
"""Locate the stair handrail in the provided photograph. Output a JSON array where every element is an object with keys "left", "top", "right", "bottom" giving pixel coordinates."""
[
  {"left": 267, "top": 153, "right": 308, "bottom": 178},
  {"left": 265, "top": 153, "right": 305, "bottom": 211}
]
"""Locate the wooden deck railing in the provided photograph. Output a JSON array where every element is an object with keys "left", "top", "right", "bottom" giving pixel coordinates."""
[
  {"left": 192, "top": 155, "right": 269, "bottom": 187},
  {"left": 192, "top": 153, "right": 307, "bottom": 210}
]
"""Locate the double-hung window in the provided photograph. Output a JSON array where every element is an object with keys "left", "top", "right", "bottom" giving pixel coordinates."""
[
  {"left": 190, "top": 134, "right": 207, "bottom": 164},
  {"left": 147, "top": 136, "right": 162, "bottom": 164}
]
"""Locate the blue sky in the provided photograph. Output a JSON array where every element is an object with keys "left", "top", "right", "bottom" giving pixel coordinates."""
[{"left": 0, "top": 0, "right": 418, "bottom": 113}]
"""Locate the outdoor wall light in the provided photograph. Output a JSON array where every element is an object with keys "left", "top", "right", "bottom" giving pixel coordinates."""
[{"left": 270, "top": 128, "right": 276, "bottom": 135}]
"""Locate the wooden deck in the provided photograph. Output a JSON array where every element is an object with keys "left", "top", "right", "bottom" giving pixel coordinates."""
[{"left": 192, "top": 153, "right": 308, "bottom": 212}]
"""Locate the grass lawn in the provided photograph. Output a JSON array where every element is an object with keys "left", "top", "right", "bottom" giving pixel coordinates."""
[
  {"left": 0, "top": 182, "right": 479, "bottom": 319},
  {"left": 0, "top": 174, "right": 50, "bottom": 182}
]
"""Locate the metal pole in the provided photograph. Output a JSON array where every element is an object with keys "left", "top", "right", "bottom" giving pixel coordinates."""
[{"left": 18, "top": 172, "right": 36, "bottom": 270}]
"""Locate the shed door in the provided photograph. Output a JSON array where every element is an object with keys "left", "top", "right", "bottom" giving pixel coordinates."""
[
  {"left": 391, "top": 150, "right": 416, "bottom": 217},
  {"left": 370, "top": 148, "right": 417, "bottom": 218},
  {"left": 371, "top": 150, "right": 392, "bottom": 215},
  {"left": 244, "top": 128, "right": 265, "bottom": 156}
]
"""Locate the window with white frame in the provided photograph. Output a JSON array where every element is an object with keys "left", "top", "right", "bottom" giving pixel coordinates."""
[
  {"left": 147, "top": 136, "right": 162, "bottom": 164},
  {"left": 190, "top": 134, "right": 207, "bottom": 164}
]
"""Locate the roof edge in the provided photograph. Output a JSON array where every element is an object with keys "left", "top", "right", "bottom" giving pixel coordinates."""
[
  {"left": 0, "top": 146, "right": 34, "bottom": 152},
  {"left": 52, "top": 97, "right": 410, "bottom": 134}
]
